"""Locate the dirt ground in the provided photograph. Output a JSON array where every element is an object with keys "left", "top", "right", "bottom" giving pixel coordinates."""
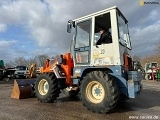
[{"left": 0, "top": 80, "right": 160, "bottom": 120}]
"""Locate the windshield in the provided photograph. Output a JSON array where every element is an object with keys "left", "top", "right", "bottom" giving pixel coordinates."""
[
  {"left": 117, "top": 13, "right": 131, "bottom": 49},
  {"left": 16, "top": 66, "right": 27, "bottom": 70},
  {"left": 75, "top": 20, "right": 91, "bottom": 48}
]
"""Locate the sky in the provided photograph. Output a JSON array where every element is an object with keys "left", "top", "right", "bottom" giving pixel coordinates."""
[{"left": 0, "top": 0, "right": 160, "bottom": 62}]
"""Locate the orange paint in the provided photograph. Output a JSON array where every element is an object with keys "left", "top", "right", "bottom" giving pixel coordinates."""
[
  {"left": 123, "top": 53, "right": 133, "bottom": 71},
  {"left": 40, "top": 53, "right": 74, "bottom": 86},
  {"left": 61, "top": 53, "right": 74, "bottom": 85}
]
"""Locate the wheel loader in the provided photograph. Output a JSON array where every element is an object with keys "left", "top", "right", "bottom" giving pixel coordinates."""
[
  {"left": 26, "top": 63, "right": 37, "bottom": 78},
  {"left": 12, "top": 6, "right": 142, "bottom": 113}
]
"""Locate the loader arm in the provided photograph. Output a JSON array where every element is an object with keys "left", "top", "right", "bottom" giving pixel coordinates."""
[
  {"left": 42, "top": 59, "right": 58, "bottom": 73},
  {"left": 41, "top": 53, "right": 74, "bottom": 86}
]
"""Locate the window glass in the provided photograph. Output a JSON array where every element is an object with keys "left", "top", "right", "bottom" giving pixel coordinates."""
[
  {"left": 94, "top": 13, "right": 112, "bottom": 45},
  {"left": 76, "top": 51, "right": 89, "bottom": 63},
  {"left": 117, "top": 14, "right": 131, "bottom": 49},
  {"left": 75, "top": 20, "right": 90, "bottom": 48},
  {"left": 94, "top": 32, "right": 101, "bottom": 45},
  {"left": 16, "top": 66, "right": 26, "bottom": 70}
]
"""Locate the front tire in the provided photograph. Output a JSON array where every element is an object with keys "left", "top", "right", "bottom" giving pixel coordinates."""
[
  {"left": 80, "top": 71, "right": 120, "bottom": 113},
  {"left": 34, "top": 73, "right": 60, "bottom": 103}
]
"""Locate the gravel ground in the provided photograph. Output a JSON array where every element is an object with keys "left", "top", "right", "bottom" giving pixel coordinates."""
[{"left": 0, "top": 80, "right": 160, "bottom": 120}]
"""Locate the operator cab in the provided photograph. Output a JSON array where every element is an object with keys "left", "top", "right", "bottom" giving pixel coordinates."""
[{"left": 68, "top": 6, "right": 132, "bottom": 69}]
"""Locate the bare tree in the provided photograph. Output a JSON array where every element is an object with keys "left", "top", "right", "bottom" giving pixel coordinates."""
[
  {"left": 14, "top": 57, "right": 28, "bottom": 66},
  {"left": 4, "top": 54, "right": 56, "bottom": 69},
  {"left": 27, "top": 58, "right": 37, "bottom": 67},
  {"left": 5, "top": 62, "right": 14, "bottom": 68},
  {"left": 155, "top": 42, "right": 160, "bottom": 54},
  {"left": 34, "top": 54, "right": 49, "bottom": 67},
  {"left": 133, "top": 55, "right": 141, "bottom": 61}
]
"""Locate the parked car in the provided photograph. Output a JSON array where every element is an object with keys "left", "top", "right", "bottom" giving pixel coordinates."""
[{"left": 14, "top": 66, "right": 28, "bottom": 79}]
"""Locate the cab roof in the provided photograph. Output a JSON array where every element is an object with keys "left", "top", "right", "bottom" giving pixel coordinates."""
[{"left": 73, "top": 6, "right": 127, "bottom": 23}]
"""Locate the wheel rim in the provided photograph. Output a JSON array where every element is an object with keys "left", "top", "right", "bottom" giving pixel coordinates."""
[
  {"left": 86, "top": 81, "right": 105, "bottom": 104},
  {"left": 38, "top": 79, "right": 49, "bottom": 95}
]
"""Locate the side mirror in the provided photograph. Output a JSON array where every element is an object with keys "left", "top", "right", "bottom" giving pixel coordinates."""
[{"left": 67, "top": 20, "right": 73, "bottom": 33}]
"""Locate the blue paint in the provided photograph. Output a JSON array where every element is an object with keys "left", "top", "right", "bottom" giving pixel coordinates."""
[
  {"left": 95, "top": 88, "right": 101, "bottom": 95},
  {"left": 73, "top": 66, "right": 142, "bottom": 98},
  {"left": 45, "top": 84, "right": 49, "bottom": 90}
]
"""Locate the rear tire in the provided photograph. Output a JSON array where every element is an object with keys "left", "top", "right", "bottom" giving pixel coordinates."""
[
  {"left": 118, "top": 93, "right": 128, "bottom": 103},
  {"left": 34, "top": 73, "right": 60, "bottom": 103},
  {"left": 80, "top": 71, "right": 120, "bottom": 113}
]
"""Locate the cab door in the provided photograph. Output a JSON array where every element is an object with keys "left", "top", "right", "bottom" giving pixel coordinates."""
[{"left": 73, "top": 19, "right": 92, "bottom": 66}]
